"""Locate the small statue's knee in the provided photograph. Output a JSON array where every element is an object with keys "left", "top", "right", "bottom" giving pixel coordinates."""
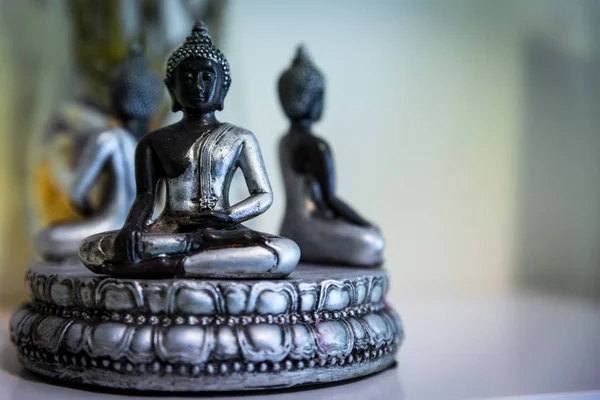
[
  {"left": 268, "top": 237, "right": 300, "bottom": 274},
  {"left": 363, "top": 229, "right": 385, "bottom": 252},
  {"left": 78, "top": 232, "right": 115, "bottom": 269},
  {"left": 34, "top": 228, "right": 54, "bottom": 259}
]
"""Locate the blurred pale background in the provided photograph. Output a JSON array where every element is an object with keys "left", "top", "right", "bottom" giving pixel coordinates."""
[{"left": 0, "top": 0, "right": 599, "bottom": 305}]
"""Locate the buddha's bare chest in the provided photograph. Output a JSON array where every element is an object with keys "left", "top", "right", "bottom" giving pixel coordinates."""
[{"left": 152, "top": 125, "right": 239, "bottom": 180}]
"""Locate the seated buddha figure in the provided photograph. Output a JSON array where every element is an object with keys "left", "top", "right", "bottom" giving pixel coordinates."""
[
  {"left": 34, "top": 48, "right": 162, "bottom": 261},
  {"left": 79, "top": 21, "right": 300, "bottom": 278},
  {"left": 277, "top": 46, "right": 384, "bottom": 267}
]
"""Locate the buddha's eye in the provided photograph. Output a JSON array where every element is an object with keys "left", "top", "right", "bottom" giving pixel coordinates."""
[
  {"left": 186, "top": 72, "right": 194, "bottom": 81},
  {"left": 203, "top": 72, "right": 214, "bottom": 81}
]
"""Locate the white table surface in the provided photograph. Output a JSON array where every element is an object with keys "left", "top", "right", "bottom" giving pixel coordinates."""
[{"left": 1, "top": 290, "right": 599, "bottom": 400}]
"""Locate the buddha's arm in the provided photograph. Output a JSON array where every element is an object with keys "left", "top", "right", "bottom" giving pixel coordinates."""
[
  {"left": 299, "top": 139, "right": 371, "bottom": 227},
  {"left": 304, "top": 139, "right": 338, "bottom": 203},
  {"left": 228, "top": 133, "right": 273, "bottom": 223},
  {"left": 121, "top": 141, "right": 160, "bottom": 229},
  {"left": 292, "top": 138, "right": 341, "bottom": 209},
  {"left": 69, "top": 128, "right": 121, "bottom": 215}
]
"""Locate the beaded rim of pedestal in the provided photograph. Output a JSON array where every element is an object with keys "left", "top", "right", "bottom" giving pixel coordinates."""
[{"left": 11, "top": 263, "right": 403, "bottom": 391}]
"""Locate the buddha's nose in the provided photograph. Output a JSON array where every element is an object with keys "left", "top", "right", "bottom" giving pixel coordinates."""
[{"left": 195, "top": 76, "right": 205, "bottom": 95}]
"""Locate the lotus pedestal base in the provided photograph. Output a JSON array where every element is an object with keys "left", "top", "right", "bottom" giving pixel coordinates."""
[{"left": 10, "top": 262, "right": 403, "bottom": 392}]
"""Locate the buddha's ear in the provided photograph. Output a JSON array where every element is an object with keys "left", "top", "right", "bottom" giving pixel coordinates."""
[
  {"left": 216, "top": 86, "right": 226, "bottom": 111},
  {"left": 166, "top": 82, "right": 182, "bottom": 112}
]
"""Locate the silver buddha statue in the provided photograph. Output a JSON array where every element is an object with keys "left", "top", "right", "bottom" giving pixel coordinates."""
[
  {"left": 79, "top": 21, "right": 300, "bottom": 278},
  {"left": 34, "top": 48, "right": 162, "bottom": 261},
  {"left": 278, "top": 46, "right": 385, "bottom": 267}
]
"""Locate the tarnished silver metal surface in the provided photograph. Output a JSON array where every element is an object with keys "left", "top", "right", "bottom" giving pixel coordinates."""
[
  {"left": 34, "top": 125, "right": 137, "bottom": 261},
  {"left": 11, "top": 262, "right": 403, "bottom": 391}
]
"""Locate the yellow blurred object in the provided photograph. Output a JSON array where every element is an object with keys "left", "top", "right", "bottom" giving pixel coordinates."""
[{"left": 34, "top": 162, "right": 81, "bottom": 226}]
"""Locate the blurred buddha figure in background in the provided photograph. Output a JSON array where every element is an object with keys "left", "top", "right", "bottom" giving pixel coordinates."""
[
  {"left": 34, "top": 49, "right": 163, "bottom": 261},
  {"left": 278, "top": 46, "right": 384, "bottom": 267}
]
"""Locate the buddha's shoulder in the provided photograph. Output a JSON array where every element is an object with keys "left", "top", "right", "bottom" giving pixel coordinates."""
[
  {"left": 222, "top": 123, "right": 258, "bottom": 142},
  {"left": 137, "top": 124, "right": 178, "bottom": 147},
  {"left": 312, "top": 134, "right": 331, "bottom": 152},
  {"left": 288, "top": 132, "right": 330, "bottom": 153}
]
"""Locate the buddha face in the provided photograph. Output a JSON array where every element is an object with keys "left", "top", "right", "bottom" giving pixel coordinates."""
[
  {"left": 280, "top": 87, "right": 324, "bottom": 123},
  {"left": 168, "top": 58, "right": 225, "bottom": 114}
]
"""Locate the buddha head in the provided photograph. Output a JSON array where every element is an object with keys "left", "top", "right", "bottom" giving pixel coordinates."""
[
  {"left": 165, "top": 21, "right": 231, "bottom": 114},
  {"left": 109, "top": 45, "right": 162, "bottom": 138},
  {"left": 278, "top": 46, "right": 325, "bottom": 123}
]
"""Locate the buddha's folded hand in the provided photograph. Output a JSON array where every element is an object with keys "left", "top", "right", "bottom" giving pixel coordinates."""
[{"left": 190, "top": 210, "right": 234, "bottom": 226}]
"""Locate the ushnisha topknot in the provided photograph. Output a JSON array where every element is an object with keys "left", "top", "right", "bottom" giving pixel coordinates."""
[
  {"left": 278, "top": 45, "right": 325, "bottom": 120},
  {"left": 165, "top": 20, "right": 231, "bottom": 94}
]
